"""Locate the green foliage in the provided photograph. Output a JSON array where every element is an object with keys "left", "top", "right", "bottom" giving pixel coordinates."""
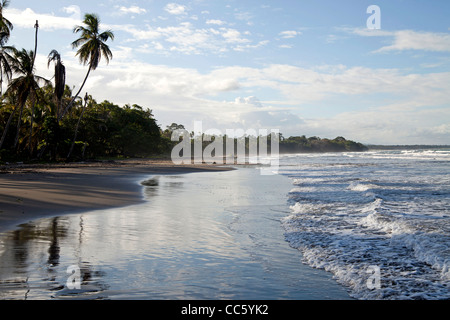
[
  {"left": 68, "top": 101, "right": 162, "bottom": 158},
  {"left": 280, "top": 135, "right": 368, "bottom": 153},
  {"left": 1, "top": 83, "right": 167, "bottom": 161},
  {"left": 58, "top": 99, "right": 165, "bottom": 160}
]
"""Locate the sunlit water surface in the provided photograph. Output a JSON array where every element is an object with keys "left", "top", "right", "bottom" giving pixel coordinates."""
[{"left": 0, "top": 167, "right": 350, "bottom": 300}]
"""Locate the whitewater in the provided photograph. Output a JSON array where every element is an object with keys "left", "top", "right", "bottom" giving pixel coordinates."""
[{"left": 280, "top": 149, "right": 450, "bottom": 300}]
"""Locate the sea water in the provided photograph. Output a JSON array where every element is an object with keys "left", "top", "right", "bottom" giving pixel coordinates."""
[
  {"left": 0, "top": 166, "right": 350, "bottom": 300},
  {"left": 280, "top": 149, "right": 450, "bottom": 300}
]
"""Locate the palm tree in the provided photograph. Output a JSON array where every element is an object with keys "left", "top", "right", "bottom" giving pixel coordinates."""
[
  {"left": 31, "top": 20, "right": 38, "bottom": 67},
  {"left": 0, "top": 45, "right": 13, "bottom": 96},
  {"left": 47, "top": 49, "right": 66, "bottom": 118},
  {"left": 59, "top": 13, "right": 114, "bottom": 121},
  {"left": 67, "top": 92, "right": 89, "bottom": 159},
  {"left": 0, "top": 0, "right": 12, "bottom": 44},
  {"left": 0, "top": 0, "right": 13, "bottom": 95},
  {"left": 0, "top": 48, "right": 49, "bottom": 150},
  {"left": 27, "top": 21, "right": 39, "bottom": 153}
]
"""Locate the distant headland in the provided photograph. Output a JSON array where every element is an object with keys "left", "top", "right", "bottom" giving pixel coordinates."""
[{"left": 279, "top": 135, "right": 368, "bottom": 153}]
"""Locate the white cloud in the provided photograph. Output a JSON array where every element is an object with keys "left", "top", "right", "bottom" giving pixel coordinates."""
[
  {"left": 5, "top": 7, "right": 81, "bottom": 30},
  {"left": 301, "top": 106, "right": 450, "bottom": 145},
  {"left": 118, "top": 6, "right": 147, "bottom": 15},
  {"left": 5, "top": 6, "right": 265, "bottom": 55},
  {"left": 114, "top": 22, "right": 260, "bottom": 55},
  {"left": 279, "top": 30, "right": 300, "bottom": 39},
  {"left": 350, "top": 28, "right": 450, "bottom": 52},
  {"left": 377, "top": 30, "right": 450, "bottom": 53},
  {"left": 202, "top": 64, "right": 450, "bottom": 135},
  {"left": 164, "top": 3, "right": 188, "bottom": 15},
  {"left": 114, "top": 24, "right": 162, "bottom": 41},
  {"left": 206, "top": 19, "right": 226, "bottom": 26},
  {"left": 234, "top": 40, "right": 269, "bottom": 52},
  {"left": 234, "top": 96, "right": 263, "bottom": 108},
  {"left": 62, "top": 5, "right": 81, "bottom": 20},
  {"left": 103, "top": 60, "right": 240, "bottom": 99},
  {"left": 429, "top": 123, "right": 450, "bottom": 135},
  {"left": 221, "top": 28, "right": 250, "bottom": 44},
  {"left": 348, "top": 28, "right": 392, "bottom": 37}
]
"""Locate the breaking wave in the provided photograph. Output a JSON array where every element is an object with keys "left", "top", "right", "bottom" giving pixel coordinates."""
[{"left": 280, "top": 150, "right": 450, "bottom": 300}]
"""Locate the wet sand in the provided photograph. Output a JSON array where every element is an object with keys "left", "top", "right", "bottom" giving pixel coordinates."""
[
  {"left": 0, "top": 166, "right": 352, "bottom": 300},
  {"left": 0, "top": 159, "right": 234, "bottom": 233}
]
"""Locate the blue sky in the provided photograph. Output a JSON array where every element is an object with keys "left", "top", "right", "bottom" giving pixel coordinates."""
[{"left": 4, "top": 0, "right": 450, "bottom": 144}]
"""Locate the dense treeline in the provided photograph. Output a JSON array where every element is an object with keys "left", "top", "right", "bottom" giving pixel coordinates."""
[
  {"left": 0, "top": 86, "right": 170, "bottom": 161},
  {"left": 0, "top": 83, "right": 170, "bottom": 161},
  {"left": 280, "top": 135, "right": 368, "bottom": 153},
  {"left": 163, "top": 125, "right": 368, "bottom": 158}
]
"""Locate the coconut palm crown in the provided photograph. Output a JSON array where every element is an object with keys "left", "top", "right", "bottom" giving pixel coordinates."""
[{"left": 59, "top": 13, "right": 114, "bottom": 120}]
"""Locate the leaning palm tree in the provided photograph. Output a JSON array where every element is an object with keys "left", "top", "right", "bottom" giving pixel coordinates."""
[
  {"left": 0, "top": 45, "right": 13, "bottom": 96},
  {"left": 47, "top": 49, "right": 66, "bottom": 117},
  {"left": 59, "top": 13, "right": 114, "bottom": 121},
  {"left": 0, "top": 0, "right": 13, "bottom": 96},
  {"left": 67, "top": 92, "right": 89, "bottom": 159},
  {"left": 0, "top": 0, "right": 13, "bottom": 45},
  {"left": 0, "top": 48, "right": 50, "bottom": 150}
]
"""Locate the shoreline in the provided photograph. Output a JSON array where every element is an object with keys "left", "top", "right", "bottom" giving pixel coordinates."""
[{"left": 0, "top": 159, "right": 234, "bottom": 233}]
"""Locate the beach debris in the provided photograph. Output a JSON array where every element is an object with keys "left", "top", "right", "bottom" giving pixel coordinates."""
[{"left": 141, "top": 178, "right": 159, "bottom": 187}]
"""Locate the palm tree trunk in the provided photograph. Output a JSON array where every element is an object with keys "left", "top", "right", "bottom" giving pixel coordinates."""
[
  {"left": 24, "top": 22, "right": 39, "bottom": 155},
  {"left": 59, "top": 64, "right": 92, "bottom": 121},
  {"left": 0, "top": 52, "right": 4, "bottom": 97},
  {"left": 28, "top": 100, "right": 35, "bottom": 155},
  {"left": 56, "top": 98, "right": 62, "bottom": 118},
  {"left": 0, "top": 106, "right": 16, "bottom": 149},
  {"left": 67, "top": 96, "right": 88, "bottom": 159},
  {"left": 13, "top": 103, "right": 24, "bottom": 149},
  {"left": 0, "top": 66, "right": 3, "bottom": 97},
  {"left": 32, "top": 21, "right": 38, "bottom": 69}
]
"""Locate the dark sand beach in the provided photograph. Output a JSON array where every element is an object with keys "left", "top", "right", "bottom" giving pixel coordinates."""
[{"left": 0, "top": 160, "right": 233, "bottom": 233}]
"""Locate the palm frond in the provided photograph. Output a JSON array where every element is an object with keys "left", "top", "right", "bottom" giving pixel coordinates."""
[
  {"left": 72, "top": 13, "right": 114, "bottom": 69},
  {"left": 99, "top": 30, "right": 114, "bottom": 42}
]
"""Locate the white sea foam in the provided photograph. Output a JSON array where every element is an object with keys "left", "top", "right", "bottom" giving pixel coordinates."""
[
  {"left": 289, "top": 186, "right": 318, "bottom": 193},
  {"left": 280, "top": 149, "right": 450, "bottom": 300},
  {"left": 0, "top": 240, "right": 4, "bottom": 259},
  {"left": 347, "top": 181, "right": 379, "bottom": 192}
]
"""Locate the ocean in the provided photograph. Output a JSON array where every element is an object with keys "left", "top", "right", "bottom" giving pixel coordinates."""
[
  {"left": 0, "top": 149, "right": 448, "bottom": 300},
  {"left": 280, "top": 149, "right": 450, "bottom": 300}
]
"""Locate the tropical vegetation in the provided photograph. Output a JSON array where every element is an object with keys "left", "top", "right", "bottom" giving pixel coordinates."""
[
  {"left": 279, "top": 135, "right": 368, "bottom": 153},
  {"left": 0, "top": 5, "right": 169, "bottom": 162}
]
